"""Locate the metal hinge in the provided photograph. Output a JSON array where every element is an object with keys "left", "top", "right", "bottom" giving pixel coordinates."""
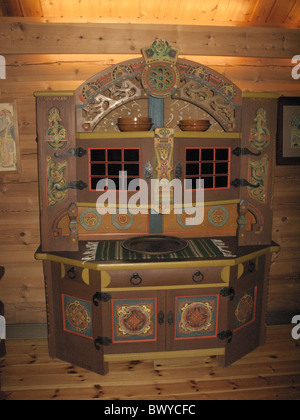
[
  {"left": 231, "top": 178, "right": 260, "bottom": 188},
  {"left": 54, "top": 148, "right": 87, "bottom": 158},
  {"left": 232, "top": 147, "right": 261, "bottom": 157},
  {"left": 94, "top": 336, "right": 112, "bottom": 350},
  {"left": 93, "top": 292, "right": 111, "bottom": 306},
  {"left": 217, "top": 330, "right": 233, "bottom": 344},
  {"left": 220, "top": 287, "right": 235, "bottom": 301}
]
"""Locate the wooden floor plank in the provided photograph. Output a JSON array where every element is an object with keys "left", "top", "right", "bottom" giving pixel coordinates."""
[{"left": 1, "top": 326, "right": 300, "bottom": 400}]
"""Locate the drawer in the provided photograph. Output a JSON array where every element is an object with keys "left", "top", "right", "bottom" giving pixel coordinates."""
[
  {"left": 61, "top": 263, "right": 91, "bottom": 285},
  {"left": 103, "top": 265, "right": 228, "bottom": 289},
  {"left": 238, "top": 256, "right": 263, "bottom": 282}
]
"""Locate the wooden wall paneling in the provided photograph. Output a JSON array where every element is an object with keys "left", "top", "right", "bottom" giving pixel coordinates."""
[
  {"left": 0, "top": 21, "right": 299, "bottom": 58},
  {"left": 3, "top": 54, "right": 299, "bottom": 96}
]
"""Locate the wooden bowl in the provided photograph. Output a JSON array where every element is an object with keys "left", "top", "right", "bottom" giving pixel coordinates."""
[
  {"left": 178, "top": 119, "right": 211, "bottom": 132},
  {"left": 117, "top": 117, "right": 153, "bottom": 132}
]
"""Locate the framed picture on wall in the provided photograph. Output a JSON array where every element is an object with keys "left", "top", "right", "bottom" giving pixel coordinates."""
[
  {"left": 0, "top": 101, "right": 20, "bottom": 172},
  {"left": 277, "top": 97, "right": 300, "bottom": 165}
]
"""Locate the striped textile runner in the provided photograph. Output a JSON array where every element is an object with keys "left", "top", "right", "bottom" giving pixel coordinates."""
[{"left": 82, "top": 238, "right": 236, "bottom": 262}]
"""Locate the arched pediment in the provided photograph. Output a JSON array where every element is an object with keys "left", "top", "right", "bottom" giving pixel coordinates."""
[{"left": 75, "top": 39, "right": 242, "bottom": 132}]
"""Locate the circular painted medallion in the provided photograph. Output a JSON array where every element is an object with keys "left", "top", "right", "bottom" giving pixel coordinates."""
[
  {"left": 112, "top": 212, "right": 134, "bottom": 230},
  {"left": 181, "top": 302, "right": 213, "bottom": 332},
  {"left": 142, "top": 62, "right": 180, "bottom": 98},
  {"left": 208, "top": 206, "right": 229, "bottom": 227},
  {"left": 119, "top": 305, "right": 151, "bottom": 336},
  {"left": 235, "top": 294, "right": 254, "bottom": 324},
  {"left": 80, "top": 208, "right": 102, "bottom": 231},
  {"left": 66, "top": 301, "right": 91, "bottom": 333}
]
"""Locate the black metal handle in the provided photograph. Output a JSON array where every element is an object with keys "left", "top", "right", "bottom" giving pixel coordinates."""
[
  {"left": 158, "top": 310, "right": 165, "bottom": 325},
  {"left": 67, "top": 267, "right": 76, "bottom": 280},
  {"left": 55, "top": 180, "right": 88, "bottom": 191},
  {"left": 192, "top": 270, "right": 204, "bottom": 283},
  {"left": 130, "top": 273, "right": 142, "bottom": 286},
  {"left": 167, "top": 311, "right": 174, "bottom": 325},
  {"left": 248, "top": 261, "right": 256, "bottom": 273}
]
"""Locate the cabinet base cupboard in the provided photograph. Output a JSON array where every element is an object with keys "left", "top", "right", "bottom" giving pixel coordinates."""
[
  {"left": 35, "top": 39, "right": 280, "bottom": 375},
  {"left": 35, "top": 239, "right": 279, "bottom": 375}
]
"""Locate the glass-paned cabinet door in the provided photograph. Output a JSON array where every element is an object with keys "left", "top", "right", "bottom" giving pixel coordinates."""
[
  {"left": 175, "top": 137, "right": 241, "bottom": 203},
  {"left": 76, "top": 137, "right": 154, "bottom": 204}
]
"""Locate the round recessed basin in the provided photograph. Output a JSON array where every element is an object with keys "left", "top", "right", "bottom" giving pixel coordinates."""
[{"left": 121, "top": 235, "right": 188, "bottom": 255}]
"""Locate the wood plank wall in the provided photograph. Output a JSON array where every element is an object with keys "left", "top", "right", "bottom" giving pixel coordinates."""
[{"left": 0, "top": 40, "right": 300, "bottom": 325}]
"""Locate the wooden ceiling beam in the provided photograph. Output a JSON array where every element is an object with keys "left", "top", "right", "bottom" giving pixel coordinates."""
[
  {"left": 19, "top": 0, "right": 43, "bottom": 17},
  {"left": 0, "top": 20, "right": 299, "bottom": 58},
  {"left": 1, "top": 0, "right": 24, "bottom": 16}
]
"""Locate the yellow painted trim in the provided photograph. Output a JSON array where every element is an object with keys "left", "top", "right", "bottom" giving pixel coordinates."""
[
  {"left": 77, "top": 199, "right": 240, "bottom": 209},
  {"left": 103, "top": 283, "right": 227, "bottom": 293},
  {"left": 221, "top": 266, "right": 230, "bottom": 283},
  {"left": 34, "top": 91, "right": 75, "bottom": 97},
  {"left": 101, "top": 271, "right": 111, "bottom": 288},
  {"left": 61, "top": 263, "right": 65, "bottom": 279},
  {"left": 104, "top": 348, "right": 225, "bottom": 362},
  {"left": 77, "top": 131, "right": 154, "bottom": 139},
  {"left": 174, "top": 131, "right": 241, "bottom": 139},
  {"left": 242, "top": 92, "right": 280, "bottom": 99},
  {"left": 82, "top": 268, "right": 90, "bottom": 285},
  {"left": 35, "top": 244, "right": 280, "bottom": 272},
  {"left": 77, "top": 131, "right": 241, "bottom": 140},
  {"left": 237, "top": 263, "right": 244, "bottom": 279}
]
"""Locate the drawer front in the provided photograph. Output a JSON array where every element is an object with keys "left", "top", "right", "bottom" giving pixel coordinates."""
[
  {"left": 103, "top": 266, "right": 228, "bottom": 289},
  {"left": 238, "top": 256, "right": 264, "bottom": 282},
  {"left": 61, "top": 263, "right": 90, "bottom": 285}
]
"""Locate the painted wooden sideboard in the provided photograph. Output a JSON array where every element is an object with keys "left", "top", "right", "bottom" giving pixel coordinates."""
[{"left": 35, "top": 39, "right": 279, "bottom": 375}]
